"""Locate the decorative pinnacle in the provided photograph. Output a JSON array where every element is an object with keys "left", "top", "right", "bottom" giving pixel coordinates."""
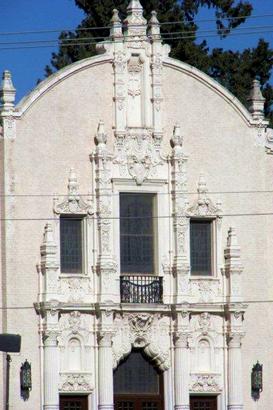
[
  {"left": 43, "top": 223, "right": 55, "bottom": 245},
  {"left": 247, "top": 78, "right": 265, "bottom": 120},
  {"left": 172, "top": 124, "right": 183, "bottom": 147},
  {"left": 110, "top": 9, "right": 123, "bottom": 38},
  {"left": 0, "top": 70, "right": 16, "bottom": 111},
  {"left": 127, "top": 0, "right": 143, "bottom": 12},
  {"left": 68, "top": 168, "right": 79, "bottom": 199},
  {"left": 149, "top": 11, "right": 161, "bottom": 39},
  {"left": 124, "top": 0, "right": 146, "bottom": 39},
  {"left": 226, "top": 227, "right": 239, "bottom": 248},
  {"left": 96, "top": 119, "right": 107, "bottom": 145}
]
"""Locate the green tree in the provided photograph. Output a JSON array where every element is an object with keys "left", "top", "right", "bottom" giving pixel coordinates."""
[{"left": 45, "top": 0, "right": 273, "bottom": 125}]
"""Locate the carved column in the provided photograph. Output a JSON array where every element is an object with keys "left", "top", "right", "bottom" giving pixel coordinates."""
[
  {"left": 93, "top": 121, "right": 118, "bottom": 302},
  {"left": 227, "top": 332, "right": 244, "bottom": 410},
  {"left": 43, "top": 330, "right": 59, "bottom": 410},
  {"left": 174, "top": 331, "right": 190, "bottom": 410},
  {"left": 98, "top": 331, "right": 114, "bottom": 410},
  {"left": 174, "top": 309, "right": 190, "bottom": 410},
  {"left": 171, "top": 125, "right": 189, "bottom": 303}
]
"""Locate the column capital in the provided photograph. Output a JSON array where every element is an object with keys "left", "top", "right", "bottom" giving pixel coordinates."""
[
  {"left": 173, "top": 331, "right": 189, "bottom": 348},
  {"left": 228, "top": 332, "right": 245, "bottom": 348},
  {"left": 43, "top": 330, "right": 59, "bottom": 346},
  {"left": 98, "top": 330, "right": 114, "bottom": 347}
]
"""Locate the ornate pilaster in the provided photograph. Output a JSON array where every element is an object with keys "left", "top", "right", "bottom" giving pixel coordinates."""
[
  {"left": 149, "top": 11, "right": 163, "bottom": 139},
  {"left": 173, "top": 309, "right": 190, "bottom": 410},
  {"left": 0, "top": 70, "right": 16, "bottom": 139},
  {"left": 40, "top": 223, "right": 58, "bottom": 302},
  {"left": 93, "top": 121, "right": 118, "bottom": 302},
  {"left": 224, "top": 227, "right": 243, "bottom": 302},
  {"left": 170, "top": 125, "right": 189, "bottom": 302},
  {"left": 111, "top": 8, "right": 127, "bottom": 136}
]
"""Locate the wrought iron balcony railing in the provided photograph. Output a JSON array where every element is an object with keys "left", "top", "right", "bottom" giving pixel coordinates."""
[{"left": 120, "top": 275, "right": 163, "bottom": 304}]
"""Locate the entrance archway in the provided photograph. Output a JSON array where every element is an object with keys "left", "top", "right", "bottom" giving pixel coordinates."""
[{"left": 114, "top": 350, "right": 164, "bottom": 410}]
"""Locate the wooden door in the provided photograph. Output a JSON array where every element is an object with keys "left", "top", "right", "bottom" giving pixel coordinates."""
[
  {"left": 190, "top": 395, "right": 217, "bottom": 410},
  {"left": 60, "top": 395, "right": 88, "bottom": 410}
]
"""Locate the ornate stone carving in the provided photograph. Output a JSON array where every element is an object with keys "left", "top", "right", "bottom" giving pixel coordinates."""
[
  {"left": 59, "top": 373, "right": 93, "bottom": 392},
  {"left": 128, "top": 55, "right": 143, "bottom": 98},
  {"left": 114, "top": 129, "right": 163, "bottom": 184},
  {"left": 58, "top": 311, "right": 91, "bottom": 345},
  {"left": 198, "top": 313, "right": 211, "bottom": 335},
  {"left": 53, "top": 168, "right": 93, "bottom": 215},
  {"left": 190, "top": 279, "right": 221, "bottom": 302},
  {"left": 190, "top": 374, "right": 221, "bottom": 393},
  {"left": 128, "top": 313, "right": 153, "bottom": 347},
  {"left": 187, "top": 174, "right": 221, "bottom": 217},
  {"left": 112, "top": 313, "right": 170, "bottom": 371},
  {"left": 59, "top": 277, "right": 92, "bottom": 303}
]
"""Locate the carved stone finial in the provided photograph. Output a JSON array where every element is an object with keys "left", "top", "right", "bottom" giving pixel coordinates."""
[
  {"left": 124, "top": 0, "right": 147, "bottom": 41},
  {"left": 148, "top": 11, "right": 161, "bottom": 39},
  {"left": 247, "top": 79, "right": 265, "bottom": 120},
  {"left": 226, "top": 227, "right": 238, "bottom": 247},
  {"left": 0, "top": 70, "right": 16, "bottom": 112},
  {"left": 43, "top": 223, "right": 55, "bottom": 245},
  {"left": 110, "top": 9, "right": 123, "bottom": 38},
  {"left": 96, "top": 120, "right": 107, "bottom": 145},
  {"left": 171, "top": 124, "right": 183, "bottom": 149},
  {"left": 224, "top": 227, "right": 243, "bottom": 300},
  {"left": 225, "top": 227, "right": 241, "bottom": 262},
  {"left": 68, "top": 168, "right": 79, "bottom": 200}
]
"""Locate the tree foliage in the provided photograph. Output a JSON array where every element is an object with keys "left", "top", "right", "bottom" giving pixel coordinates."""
[{"left": 45, "top": 0, "right": 273, "bottom": 125}]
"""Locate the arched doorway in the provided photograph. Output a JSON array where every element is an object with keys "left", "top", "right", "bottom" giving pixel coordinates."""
[{"left": 114, "top": 350, "right": 164, "bottom": 410}]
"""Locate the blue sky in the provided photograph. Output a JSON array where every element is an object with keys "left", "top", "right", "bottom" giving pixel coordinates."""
[{"left": 0, "top": 0, "right": 272, "bottom": 103}]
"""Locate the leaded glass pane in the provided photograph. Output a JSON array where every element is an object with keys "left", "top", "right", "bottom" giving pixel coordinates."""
[
  {"left": 114, "top": 351, "right": 160, "bottom": 394},
  {"left": 60, "top": 217, "right": 83, "bottom": 273},
  {"left": 120, "top": 194, "right": 155, "bottom": 273},
  {"left": 190, "top": 220, "right": 212, "bottom": 276}
]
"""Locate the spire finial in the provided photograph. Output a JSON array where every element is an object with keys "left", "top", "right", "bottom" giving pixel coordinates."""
[
  {"left": 0, "top": 70, "right": 16, "bottom": 112},
  {"left": 171, "top": 124, "right": 183, "bottom": 152},
  {"left": 247, "top": 78, "right": 265, "bottom": 120},
  {"left": 124, "top": 0, "right": 147, "bottom": 41},
  {"left": 96, "top": 119, "right": 107, "bottom": 146},
  {"left": 148, "top": 11, "right": 161, "bottom": 39},
  {"left": 110, "top": 9, "right": 123, "bottom": 38},
  {"left": 43, "top": 223, "right": 55, "bottom": 245}
]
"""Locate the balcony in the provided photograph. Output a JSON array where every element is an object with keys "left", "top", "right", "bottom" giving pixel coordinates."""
[{"left": 120, "top": 275, "right": 163, "bottom": 304}]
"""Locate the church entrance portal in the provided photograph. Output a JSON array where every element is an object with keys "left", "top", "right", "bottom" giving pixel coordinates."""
[{"left": 114, "top": 350, "right": 164, "bottom": 410}]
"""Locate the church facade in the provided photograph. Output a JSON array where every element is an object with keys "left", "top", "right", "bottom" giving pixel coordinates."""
[{"left": 1, "top": 1, "right": 273, "bottom": 409}]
